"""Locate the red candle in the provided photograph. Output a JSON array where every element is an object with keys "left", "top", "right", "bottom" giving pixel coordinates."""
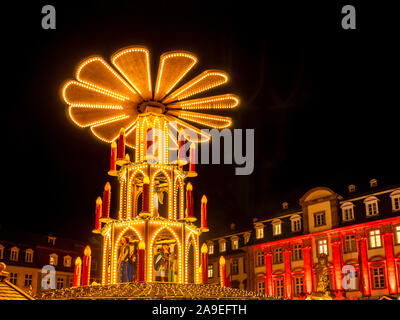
[
  {"left": 73, "top": 257, "right": 82, "bottom": 287},
  {"left": 201, "top": 243, "right": 208, "bottom": 284},
  {"left": 108, "top": 141, "right": 117, "bottom": 176},
  {"left": 138, "top": 241, "right": 146, "bottom": 282},
  {"left": 219, "top": 256, "right": 226, "bottom": 287},
  {"left": 100, "top": 182, "right": 111, "bottom": 222},
  {"left": 201, "top": 195, "right": 209, "bottom": 231},
  {"left": 117, "top": 128, "right": 125, "bottom": 160},
  {"left": 185, "top": 183, "right": 196, "bottom": 221},
  {"left": 93, "top": 197, "right": 102, "bottom": 232},
  {"left": 141, "top": 176, "right": 150, "bottom": 214},
  {"left": 81, "top": 246, "right": 91, "bottom": 286}
]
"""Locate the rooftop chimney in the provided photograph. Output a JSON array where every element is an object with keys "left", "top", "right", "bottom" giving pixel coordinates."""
[
  {"left": 282, "top": 202, "right": 289, "bottom": 210},
  {"left": 230, "top": 223, "right": 236, "bottom": 231},
  {"left": 348, "top": 184, "right": 356, "bottom": 193},
  {"left": 370, "top": 179, "right": 378, "bottom": 188}
]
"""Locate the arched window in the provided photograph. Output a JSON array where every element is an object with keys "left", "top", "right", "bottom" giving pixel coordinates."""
[
  {"left": 63, "top": 255, "right": 72, "bottom": 267},
  {"left": 10, "top": 247, "right": 19, "bottom": 261},
  {"left": 341, "top": 202, "right": 355, "bottom": 221},
  {"left": 25, "top": 249, "right": 34, "bottom": 263},
  {"left": 390, "top": 190, "right": 400, "bottom": 212},
  {"left": 290, "top": 215, "right": 302, "bottom": 232},
  {"left": 49, "top": 253, "right": 58, "bottom": 266},
  {"left": 364, "top": 196, "right": 379, "bottom": 217},
  {"left": 272, "top": 219, "right": 282, "bottom": 236}
]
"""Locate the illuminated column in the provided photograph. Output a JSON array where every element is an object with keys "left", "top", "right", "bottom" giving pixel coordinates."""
[
  {"left": 116, "top": 128, "right": 126, "bottom": 164},
  {"left": 140, "top": 176, "right": 151, "bottom": 216},
  {"left": 73, "top": 257, "right": 82, "bottom": 287},
  {"left": 138, "top": 241, "right": 146, "bottom": 282},
  {"left": 92, "top": 197, "right": 102, "bottom": 233},
  {"left": 201, "top": 243, "right": 208, "bottom": 284},
  {"left": 108, "top": 141, "right": 118, "bottom": 176},
  {"left": 81, "top": 246, "right": 91, "bottom": 286},
  {"left": 100, "top": 182, "right": 111, "bottom": 222},
  {"left": 219, "top": 256, "right": 227, "bottom": 287},
  {"left": 185, "top": 183, "right": 196, "bottom": 222},
  {"left": 357, "top": 234, "right": 371, "bottom": 297},
  {"left": 383, "top": 227, "right": 398, "bottom": 295},
  {"left": 301, "top": 239, "right": 313, "bottom": 295},
  {"left": 187, "top": 143, "right": 198, "bottom": 177},
  {"left": 331, "top": 236, "right": 343, "bottom": 292},
  {"left": 264, "top": 248, "right": 273, "bottom": 296},
  {"left": 201, "top": 195, "right": 209, "bottom": 232},
  {"left": 264, "top": 248, "right": 274, "bottom": 296},
  {"left": 283, "top": 245, "right": 292, "bottom": 299}
]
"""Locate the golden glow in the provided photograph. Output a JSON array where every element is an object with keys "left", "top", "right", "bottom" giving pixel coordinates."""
[
  {"left": 105, "top": 182, "right": 111, "bottom": 191},
  {"left": 219, "top": 255, "right": 226, "bottom": 265},
  {"left": 75, "top": 257, "right": 82, "bottom": 265},
  {"left": 143, "top": 176, "right": 150, "bottom": 184},
  {"left": 201, "top": 195, "right": 207, "bottom": 203},
  {"left": 96, "top": 197, "right": 102, "bottom": 205},
  {"left": 138, "top": 240, "right": 146, "bottom": 250},
  {"left": 186, "top": 182, "right": 193, "bottom": 191},
  {"left": 168, "top": 94, "right": 240, "bottom": 110},
  {"left": 84, "top": 246, "right": 91, "bottom": 256},
  {"left": 201, "top": 243, "right": 208, "bottom": 254},
  {"left": 163, "top": 70, "right": 229, "bottom": 103},
  {"left": 168, "top": 110, "right": 232, "bottom": 129}
]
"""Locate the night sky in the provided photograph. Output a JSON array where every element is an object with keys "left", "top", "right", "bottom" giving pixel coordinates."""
[{"left": 2, "top": 1, "right": 399, "bottom": 242}]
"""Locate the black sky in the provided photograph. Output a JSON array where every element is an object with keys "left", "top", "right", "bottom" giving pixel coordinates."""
[{"left": 2, "top": 1, "right": 399, "bottom": 241}]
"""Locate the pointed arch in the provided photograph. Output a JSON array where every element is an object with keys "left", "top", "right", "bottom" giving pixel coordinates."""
[
  {"left": 127, "top": 168, "right": 148, "bottom": 218},
  {"left": 174, "top": 175, "right": 184, "bottom": 220},
  {"left": 148, "top": 225, "right": 182, "bottom": 283},
  {"left": 150, "top": 168, "right": 173, "bottom": 219},
  {"left": 185, "top": 231, "right": 199, "bottom": 284}
]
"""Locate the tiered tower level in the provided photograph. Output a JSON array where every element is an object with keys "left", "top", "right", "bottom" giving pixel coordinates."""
[{"left": 61, "top": 46, "right": 240, "bottom": 285}]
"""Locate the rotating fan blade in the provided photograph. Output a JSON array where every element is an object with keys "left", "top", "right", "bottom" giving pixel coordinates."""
[
  {"left": 68, "top": 105, "right": 126, "bottom": 128},
  {"left": 167, "top": 94, "right": 240, "bottom": 111},
  {"left": 167, "top": 110, "right": 232, "bottom": 129},
  {"left": 90, "top": 117, "right": 136, "bottom": 143},
  {"left": 162, "top": 70, "right": 229, "bottom": 104},
  {"left": 62, "top": 80, "right": 126, "bottom": 105},
  {"left": 111, "top": 46, "right": 153, "bottom": 101},
  {"left": 76, "top": 56, "right": 141, "bottom": 103},
  {"left": 154, "top": 51, "right": 197, "bottom": 101}
]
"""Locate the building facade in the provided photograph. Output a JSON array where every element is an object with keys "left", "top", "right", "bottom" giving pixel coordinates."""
[
  {"left": 203, "top": 180, "right": 400, "bottom": 300},
  {"left": 0, "top": 230, "right": 100, "bottom": 296}
]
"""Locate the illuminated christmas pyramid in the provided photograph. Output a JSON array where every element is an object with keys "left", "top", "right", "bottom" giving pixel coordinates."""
[{"left": 61, "top": 46, "right": 239, "bottom": 286}]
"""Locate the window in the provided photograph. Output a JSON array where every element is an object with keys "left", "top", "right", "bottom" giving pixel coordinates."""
[
  {"left": 231, "top": 238, "right": 239, "bottom": 250},
  {"left": 69, "top": 277, "right": 74, "bottom": 288},
  {"left": 24, "top": 274, "right": 32, "bottom": 287},
  {"left": 291, "top": 215, "right": 301, "bottom": 232},
  {"left": 341, "top": 202, "right": 355, "bottom": 222},
  {"left": 275, "top": 279, "right": 284, "bottom": 298},
  {"left": 390, "top": 190, "right": 400, "bottom": 211},
  {"left": 208, "top": 243, "right": 214, "bottom": 255},
  {"left": 48, "top": 236, "right": 56, "bottom": 246},
  {"left": 10, "top": 273, "right": 18, "bottom": 285},
  {"left": 25, "top": 249, "right": 33, "bottom": 263},
  {"left": 56, "top": 277, "right": 65, "bottom": 289},
  {"left": 396, "top": 225, "right": 400, "bottom": 245},
  {"left": 63, "top": 255, "right": 72, "bottom": 267},
  {"left": 371, "top": 267, "right": 385, "bottom": 289},
  {"left": 208, "top": 264, "right": 214, "bottom": 278},
  {"left": 294, "top": 277, "right": 304, "bottom": 296},
  {"left": 244, "top": 233, "right": 250, "bottom": 244},
  {"left": 49, "top": 253, "right": 58, "bottom": 266},
  {"left": 0, "top": 245, "right": 4, "bottom": 259},
  {"left": 314, "top": 211, "right": 326, "bottom": 227},
  {"left": 256, "top": 250, "right": 264, "bottom": 267},
  {"left": 231, "top": 259, "right": 239, "bottom": 275},
  {"left": 364, "top": 197, "right": 379, "bottom": 217},
  {"left": 257, "top": 281, "right": 265, "bottom": 295},
  {"left": 272, "top": 220, "right": 282, "bottom": 236},
  {"left": 219, "top": 240, "right": 226, "bottom": 253},
  {"left": 292, "top": 244, "right": 302, "bottom": 261},
  {"left": 10, "top": 247, "right": 19, "bottom": 261},
  {"left": 256, "top": 226, "right": 264, "bottom": 239},
  {"left": 317, "top": 239, "right": 328, "bottom": 255},
  {"left": 273, "top": 247, "right": 283, "bottom": 264},
  {"left": 344, "top": 234, "right": 357, "bottom": 253},
  {"left": 369, "top": 229, "right": 382, "bottom": 248}
]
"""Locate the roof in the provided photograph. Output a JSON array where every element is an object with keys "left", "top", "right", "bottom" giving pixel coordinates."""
[{"left": 0, "top": 263, "right": 34, "bottom": 300}]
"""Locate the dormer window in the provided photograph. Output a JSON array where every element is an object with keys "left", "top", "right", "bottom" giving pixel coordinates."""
[
  {"left": 243, "top": 232, "right": 250, "bottom": 244},
  {"left": 10, "top": 247, "right": 19, "bottom": 261},
  {"left": 364, "top": 196, "right": 379, "bottom": 217},
  {"left": 390, "top": 190, "right": 400, "bottom": 212},
  {"left": 48, "top": 236, "right": 56, "bottom": 246},
  {"left": 49, "top": 253, "right": 58, "bottom": 266},
  {"left": 290, "top": 215, "right": 301, "bottom": 232},
  {"left": 272, "top": 219, "right": 282, "bottom": 236},
  {"left": 255, "top": 224, "right": 264, "bottom": 239},
  {"left": 231, "top": 237, "right": 239, "bottom": 250},
  {"left": 25, "top": 249, "right": 34, "bottom": 263},
  {"left": 314, "top": 211, "right": 326, "bottom": 227},
  {"left": 341, "top": 202, "right": 355, "bottom": 222}
]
